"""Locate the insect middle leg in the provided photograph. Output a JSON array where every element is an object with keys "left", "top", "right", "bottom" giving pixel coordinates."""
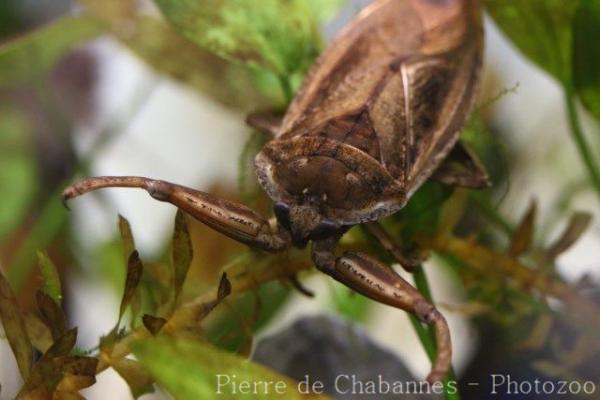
[
  {"left": 312, "top": 238, "right": 451, "bottom": 383},
  {"left": 364, "top": 222, "right": 425, "bottom": 272},
  {"left": 245, "top": 111, "right": 284, "bottom": 136},
  {"left": 63, "top": 176, "right": 291, "bottom": 252}
]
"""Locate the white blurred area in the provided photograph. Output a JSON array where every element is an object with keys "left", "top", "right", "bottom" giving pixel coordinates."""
[{"left": 2, "top": 3, "right": 599, "bottom": 399}]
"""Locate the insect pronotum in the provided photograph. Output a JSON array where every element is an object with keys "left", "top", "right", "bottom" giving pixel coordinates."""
[{"left": 64, "top": 0, "right": 488, "bottom": 383}]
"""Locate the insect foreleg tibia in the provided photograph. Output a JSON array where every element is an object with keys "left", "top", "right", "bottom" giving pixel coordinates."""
[
  {"left": 63, "top": 176, "right": 291, "bottom": 252},
  {"left": 311, "top": 239, "right": 451, "bottom": 383}
]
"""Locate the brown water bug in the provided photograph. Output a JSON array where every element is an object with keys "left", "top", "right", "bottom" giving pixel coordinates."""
[{"left": 64, "top": 0, "right": 489, "bottom": 383}]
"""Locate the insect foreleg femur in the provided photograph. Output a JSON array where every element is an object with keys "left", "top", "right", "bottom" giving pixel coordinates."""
[{"left": 63, "top": 176, "right": 291, "bottom": 252}]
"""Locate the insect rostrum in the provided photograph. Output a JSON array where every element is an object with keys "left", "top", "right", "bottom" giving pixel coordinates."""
[{"left": 63, "top": 0, "right": 488, "bottom": 384}]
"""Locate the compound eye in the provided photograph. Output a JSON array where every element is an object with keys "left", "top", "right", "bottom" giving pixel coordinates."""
[
  {"left": 310, "top": 219, "right": 340, "bottom": 241},
  {"left": 273, "top": 202, "right": 291, "bottom": 231}
]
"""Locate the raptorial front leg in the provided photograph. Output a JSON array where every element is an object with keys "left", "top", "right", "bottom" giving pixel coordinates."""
[
  {"left": 63, "top": 176, "right": 291, "bottom": 252},
  {"left": 312, "top": 239, "right": 451, "bottom": 383}
]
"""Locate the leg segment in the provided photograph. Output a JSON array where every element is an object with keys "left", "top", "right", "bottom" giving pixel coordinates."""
[
  {"left": 63, "top": 176, "right": 291, "bottom": 252},
  {"left": 312, "top": 239, "right": 451, "bottom": 383},
  {"left": 364, "top": 222, "right": 424, "bottom": 272},
  {"left": 245, "top": 111, "right": 283, "bottom": 136},
  {"left": 431, "top": 140, "right": 490, "bottom": 188}
]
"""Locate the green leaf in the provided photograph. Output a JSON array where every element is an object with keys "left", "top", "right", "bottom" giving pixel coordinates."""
[
  {"left": 37, "top": 251, "right": 62, "bottom": 305},
  {"left": 154, "top": 0, "right": 321, "bottom": 75},
  {"left": 205, "top": 279, "right": 288, "bottom": 353},
  {"left": 0, "top": 269, "right": 33, "bottom": 380},
  {"left": 172, "top": 210, "right": 193, "bottom": 304},
  {"left": 0, "top": 15, "right": 104, "bottom": 86},
  {"left": 485, "top": 0, "right": 578, "bottom": 84},
  {"left": 133, "top": 337, "right": 331, "bottom": 400},
  {"left": 329, "top": 281, "right": 370, "bottom": 322},
  {"left": 572, "top": 0, "right": 600, "bottom": 121}
]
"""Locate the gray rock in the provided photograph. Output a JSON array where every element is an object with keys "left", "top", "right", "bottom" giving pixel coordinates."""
[{"left": 253, "top": 315, "right": 441, "bottom": 399}]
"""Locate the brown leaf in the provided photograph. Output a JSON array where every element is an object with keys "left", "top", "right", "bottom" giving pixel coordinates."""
[
  {"left": 29, "top": 356, "right": 98, "bottom": 397},
  {"left": 60, "top": 355, "right": 98, "bottom": 376},
  {"left": 118, "top": 250, "right": 144, "bottom": 321},
  {"left": 18, "top": 331, "right": 82, "bottom": 398},
  {"left": 0, "top": 268, "right": 33, "bottom": 380},
  {"left": 172, "top": 210, "right": 193, "bottom": 304},
  {"left": 53, "top": 391, "right": 86, "bottom": 400},
  {"left": 217, "top": 272, "right": 232, "bottom": 301},
  {"left": 54, "top": 372, "right": 95, "bottom": 393},
  {"left": 509, "top": 200, "right": 537, "bottom": 256},
  {"left": 197, "top": 273, "right": 232, "bottom": 321},
  {"left": 142, "top": 314, "right": 167, "bottom": 335},
  {"left": 43, "top": 328, "right": 77, "bottom": 360},
  {"left": 111, "top": 358, "right": 154, "bottom": 398},
  {"left": 545, "top": 212, "right": 592, "bottom": 261},
  {"left": 36, "top": 290, "right": 67, "bottom": 341},
  {"left": 55, "top": 356, "right": 98, "bottom": 392}
]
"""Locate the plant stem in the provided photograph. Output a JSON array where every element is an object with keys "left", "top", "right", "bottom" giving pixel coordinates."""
[
  {"left": 279, "top": 75, "right": 294, "bottom": 104},
  {"left": 410, "top": 268, "right": 461, "bottom": 400},
  {"left": 564, "top": 87, "right": 600, "bottom": 203}
]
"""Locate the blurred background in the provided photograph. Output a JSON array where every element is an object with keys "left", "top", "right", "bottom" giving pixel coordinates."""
[{"left": 0, "top": 0, "right": 599, "bottom": 399}]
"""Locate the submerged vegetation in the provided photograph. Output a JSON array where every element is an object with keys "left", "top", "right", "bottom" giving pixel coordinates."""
[{"left": 0, "top": 0, "right": 599, "bottom": 399}]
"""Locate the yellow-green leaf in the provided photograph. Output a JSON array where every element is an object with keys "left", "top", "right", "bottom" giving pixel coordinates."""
[
  {"left": 0, "top": 15, "right": 104, "bottom": 86},
  {"left": 23, "top": 312, "right": 54, "bottom": 353},
  {"left": 37, "top": 251, "right": 62, "bottom": 305},
  {"left": 133, "top": 337, "right": 331, "bottom": 400}
]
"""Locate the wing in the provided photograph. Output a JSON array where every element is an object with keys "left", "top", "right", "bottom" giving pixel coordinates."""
[
  {"left": 279, "top": 0, "right": 425, "bottom": 138},
  {"left": 280, "top": 0, "right": 483, "bottom": 195}
]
